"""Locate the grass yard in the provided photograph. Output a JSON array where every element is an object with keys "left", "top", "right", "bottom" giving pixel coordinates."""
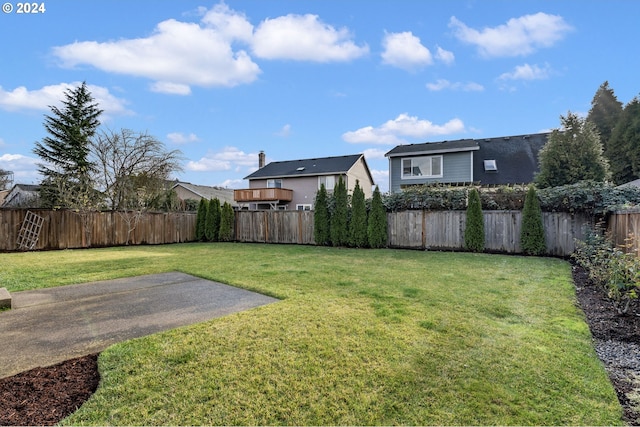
[{"left": 1, "top": 243, "right": 622, "bottom": 425}]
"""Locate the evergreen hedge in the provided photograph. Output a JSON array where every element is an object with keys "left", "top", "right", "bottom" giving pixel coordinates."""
[{"left": 205, "top": 198, "right": 221, "bottom": 242}]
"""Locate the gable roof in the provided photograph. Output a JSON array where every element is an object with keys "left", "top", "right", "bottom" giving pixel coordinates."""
[
  {"left": 244, "top": 154, "right": 373, "bottom": 182},
  {"left": 171, "top": 181, "right": 235, "bottom": 205},
  {"left": 473, "top": 133, "right": 549, "bottom": 185},
  {"left": 385, "top": 139, "right": 479, "bottom": 157}
]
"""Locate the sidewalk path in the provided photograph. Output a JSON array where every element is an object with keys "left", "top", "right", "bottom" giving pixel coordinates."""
[{"left": 0, "top": 272, "right": 278, "bottom": 378}]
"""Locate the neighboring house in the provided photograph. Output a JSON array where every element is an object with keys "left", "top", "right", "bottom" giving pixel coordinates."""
[
  {"left": 1, "top": 184, "right": 40, "bottom": 208},
  {"left": 236, "top": 153, "right": 374, "bottom": 210},
  {"left": 385, "top": 132, "right": 549, "bottom": 193},
  {"left": 171, "top": 181, "right": 236, "bottom": 207}
]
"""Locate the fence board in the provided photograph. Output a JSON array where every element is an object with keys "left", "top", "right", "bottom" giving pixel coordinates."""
[
  {"left": 0, "top": 209, "right": 197, "bottom": 251},
  {"left": 0, "top": 208, "right": 587, "bottom": 256}
]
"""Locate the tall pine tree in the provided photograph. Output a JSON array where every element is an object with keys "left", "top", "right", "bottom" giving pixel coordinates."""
[
  {"left": 587, "top": 81, "right": 623, "bottom": 156},
  {"left": 348, "top": 180, "right": 368, "bottom": 248},
  {"left": 608, "top": 98, "right": 640, "bottom": 184},
  {"left": 33, "top": 82, "right": 102, "bottom": 208},
  {"left": 535, "top": 112, "right": 610, "bottom": 188}
]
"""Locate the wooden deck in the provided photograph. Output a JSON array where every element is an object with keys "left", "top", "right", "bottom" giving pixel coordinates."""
[{"left": 234, "top": 188, "right": 293, "bottom": 203}]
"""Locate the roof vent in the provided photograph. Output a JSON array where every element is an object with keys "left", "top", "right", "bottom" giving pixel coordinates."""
[
  {"left": 483, "top": 160, "right": 498, "bottom": 172},
  {"left": 296, "top": 167, "right": 305, "bottom": 171}
]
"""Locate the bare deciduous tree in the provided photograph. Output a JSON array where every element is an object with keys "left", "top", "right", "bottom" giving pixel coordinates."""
[
  {"left": 92, "top": 128, "right": 184, "bottom": 211},
  {"left": 91, "top": 129, "right": 184, "bottom": 244}
]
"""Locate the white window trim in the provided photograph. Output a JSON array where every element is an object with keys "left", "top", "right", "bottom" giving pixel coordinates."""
[
  {"left": 401, "top": 156, "right": 443, "bottom": 179},
  {"left": 296, "top": 204, "right": 312, "bottom": 211}
]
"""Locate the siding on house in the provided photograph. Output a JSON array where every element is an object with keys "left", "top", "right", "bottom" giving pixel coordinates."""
[{"left": 389, "top": 151, "right": 473, "bottom": 193}]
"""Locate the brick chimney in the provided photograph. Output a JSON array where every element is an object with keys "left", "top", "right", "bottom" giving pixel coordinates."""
[{"left": 258, "top": 151, "right": 265, "bottom": 169}]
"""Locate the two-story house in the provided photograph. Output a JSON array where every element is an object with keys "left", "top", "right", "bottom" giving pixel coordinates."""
[
  {"left": 235, "top": 152, "right": 374, "bottom": 210},
  {"left": 385, "top": 132, "right": 549, "bottom": 193}
]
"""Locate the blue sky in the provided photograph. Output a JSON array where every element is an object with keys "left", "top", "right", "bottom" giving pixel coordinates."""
[{"left": 1, "top": 0, "right": 639, "bottom": 193}]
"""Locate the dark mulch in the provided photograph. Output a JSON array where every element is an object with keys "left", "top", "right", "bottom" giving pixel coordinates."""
[
  {"left": 1, "top": 265, "right": 640, "bottom": 426},
  {"left": 0, "top": 353, "right": 100, "bottom": 426},
  {"left": 573, "top": 263, "right": 640, "bottom": 425}
]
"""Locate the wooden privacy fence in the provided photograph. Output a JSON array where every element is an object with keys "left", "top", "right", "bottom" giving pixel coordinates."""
[
  {"left": 0, "top": 209, "right": 197, "bottom": 251},
  {"left": 235, "top": 210, "right": 315, "bottom": 245},
  {"left": 1, "top": 208, "right": 590, "bottom": 256},
  {"left": 608, "top": 210, "right": 640, "bottom": 254},
  {"left": 234, "top": 210, "right": 590, "bottom": 257},
  {"left": 386, "top": 210, "right": 590, "bottom": 256}
]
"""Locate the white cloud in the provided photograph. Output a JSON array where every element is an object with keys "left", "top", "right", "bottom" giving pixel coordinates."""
[
  {"left": 0, "top": 82, "right": 131, "bottom": 116},
  {"left": 53, "top": 13, "right": 261, "bottom": 92},
  {"left": 435, "top": 46, "right": 455, "bottom": 65},
  {"left": 0, "top": 153, "right": 40, "bottom": 184},
  {"left": 449, "top": 13, "right": 573, "bottom": 58},
  {"left": 499, "top": 63, "right": 552, "bottom": 80},
  {"left": 186, "top": 146, "right": 258, "bottom": 172},
  {"left": 343, "top": 113, "right": 465, "bottom": 145},
  {"left": 275, "top": 124, "right": 292, "bottom": 137},
  {"left": 381, "top": 31, "right": 432, "bottom": 71},
  {"left": 201, "top": 3, "right": 254, "bottom": 43},
  {"left": 219, "top": 178, "right": 245, "bottom": 189},
  {"left": 362, "top": 148, "right": 388, "bottom": 160},
  {"left": 370, "top": 169, "right": 389, "bottom": 192},
  {"left": 252, "top": 14, "right": 369, "bottom": 62},
  {"left": 426, "top": 79, "right": 484, "bottom": 92},
  {"left": 151, "top": 82, "right": 192, "bottom": 95},
  {"left": 167, "top": 132, "right": 199, "bottom": 144}
]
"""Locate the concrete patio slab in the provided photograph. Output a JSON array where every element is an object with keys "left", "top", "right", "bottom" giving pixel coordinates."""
[{"left": 0, "top": 272, "right": 278, "bottom": 379}]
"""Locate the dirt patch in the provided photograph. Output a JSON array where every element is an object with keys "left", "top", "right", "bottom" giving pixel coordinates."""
[{"left": 1, "top": 265, "right": 640, "bottom": 425}]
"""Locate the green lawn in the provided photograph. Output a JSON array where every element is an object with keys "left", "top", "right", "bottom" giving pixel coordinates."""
[{"left": 1, "top": 243, "right": 622, "bottom": 425}]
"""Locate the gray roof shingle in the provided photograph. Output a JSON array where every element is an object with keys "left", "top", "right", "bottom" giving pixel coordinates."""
[{"left": 244, "top": 154, "right": 366, "bottom": 180}]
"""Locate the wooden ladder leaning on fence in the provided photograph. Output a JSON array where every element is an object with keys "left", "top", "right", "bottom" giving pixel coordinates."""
[{"left": 16, "top": 211, "right": 44, "bottom": 250}]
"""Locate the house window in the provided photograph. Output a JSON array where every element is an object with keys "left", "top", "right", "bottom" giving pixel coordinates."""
[
  {"left": 296, "top": 204, "right": 312, "bottom": 211},
  {"left": 318, "top": 175, "right": 336, "bottom": 191},
  {"left": 402, "top": 156, "right": 443, "bottom": 179},
  {"left": 267, "top": 179, "right": 282, "bottom": 188},
  {"left": 484, "top": 160, "right": 498, "bottom": 172}
]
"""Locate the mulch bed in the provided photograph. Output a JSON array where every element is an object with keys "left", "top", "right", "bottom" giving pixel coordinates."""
[
  {"left": 1, "top": 265, "right": 640, "bottom": 425},
  {"left": 0, "top": 353, "right": 99, "bottom": 426}
]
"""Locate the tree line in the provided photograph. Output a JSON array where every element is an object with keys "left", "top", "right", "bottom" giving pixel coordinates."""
[{"left": 536, "top": 81, "right": 640, "bottom": 188}]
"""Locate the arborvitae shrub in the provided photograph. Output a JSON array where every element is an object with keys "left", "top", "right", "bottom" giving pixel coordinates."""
[
  {"left": 196, "top": 198, "right": 208, "bottom": 241},
  {"left": 219, "top": 201, "right": 235, "bottom": 241},
  {"left": 314, "top": 184, "right": 330, "bottom": 245},
  {"left": 205, "top": 198, "right": 221, "bottom": 242},
  {"left": 464, "top": 188, "right": 484, "bottom": 252},
  {"left": 520, "top": 186, "right": 547, "bottom": 255},
  {"left": 330, "top": 177, "right": 349, "bottom": 247},
  {"left": 368, "top": 186, "right": 387, "bottom": 249},
  {"left": 349, "top": 180, "right": 368, "bottom": 248}
]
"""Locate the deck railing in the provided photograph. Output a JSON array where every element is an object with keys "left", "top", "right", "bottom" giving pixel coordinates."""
[{"left": 233, "top": 188, "right": 293, "bottom": 203}]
